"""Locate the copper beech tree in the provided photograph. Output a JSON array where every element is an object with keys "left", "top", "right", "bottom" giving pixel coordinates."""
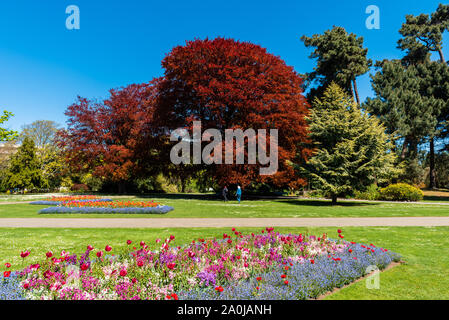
[
  {"left": 58, "top": 81, "right": 162, "bottom": 193},
  {"left": 155, "top": 38, "right": 312, "bottom": 189},
  {"left": 59, "top": 38, "right": 313, "bottom": 191}
]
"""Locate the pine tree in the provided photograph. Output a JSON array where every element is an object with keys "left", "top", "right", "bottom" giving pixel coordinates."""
[
  {"left": 301, "top": 26, "right": 372, "bottom": 104},
  {"left": 302, "top": 83, "right": 398, "bottom": 205},
  {"left": 6, "top": 137, "right": 47, "bottom": 191},
  {"left": 397, "top": 3, "right": 449, "bottom": 188}
]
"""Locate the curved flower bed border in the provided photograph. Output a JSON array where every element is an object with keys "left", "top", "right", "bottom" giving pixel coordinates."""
[
  {"left": 38, "top": 205, "right": 174, "bottom": 214},
  {"left": 31, "top": 199, "right": 113, "bottom": 206},
  {"left": 0, "top": 228, "right": 400, "bottom": 300}
]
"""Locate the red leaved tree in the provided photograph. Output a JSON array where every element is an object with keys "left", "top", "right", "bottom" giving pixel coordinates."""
[
  {"left": 58, "top": 81, "right": 162, "bottom": 193},
  {"left": 155, "top": 37, "right": 312, "bottom": 189}
]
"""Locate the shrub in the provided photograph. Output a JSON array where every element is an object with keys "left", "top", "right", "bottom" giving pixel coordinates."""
[
  {"left": 71, "top": 184, "right": 89, "bottom": 192},
  {"left": 379, "top": 183, "right": 424, "bottom": 202},
  {"left": 354, "top": 184, "right": 380, "bottom": 201}
]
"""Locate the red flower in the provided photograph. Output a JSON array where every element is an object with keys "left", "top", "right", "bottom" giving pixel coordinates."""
[
  {"left": 171, "top": 293, "right": 179, "bottom": 300},
  {"left": 137, "top": 260, "right": 144, "bottom": 267},
  {"left": 256, "top": 277, "right": 262, "bottom": 281},
  {"left": 167, "top": 263, "right": 176, "bottom": 270},
  {"left": 310, "top": 259, "right": 315, "bottom": 264},
  {"left": 127, "top": 240, "right": 132, "bottom": 245},
  {"left": 140, "top": 241, "right": 145, "bottom": 247},
  {"left": 348, "top": 249, "right": 353, "bottom": 253},
  {"left": 23, "top": 283, "right": 29, "bottom": 289},
  {"left": 96, "top": 251, "right": 103, "bottom": 258},
  {"left": 256, "top": 286, "right": 260, "bottom": 290},
  {"left": 105, "top": 245, "right": 112, "bottom": 252},
  {"left": 285, "top": 266, "right": 289, "bottom": 271},
  {"left": 120, "top": 269, "right": 127, "bottom": 277},
  {"left": 3, "top": 271, "right": 11, "bottom": 278},
  {"left": 80, "top": 263, "right": 89, "bottom": 271},
  {"left": 281, "top": 274, "right": 286, "bottom": 279},
  {"left": 5, "top": 263, "right": 11, "bottom": 268},
  {"left": 132, "top": 278, "right": 137, "bottom": 284},
  {"left": 232, "top": 228, "right": 236, "bottom": 232},
  {"left": 20, "top": 251, "right": 30, "bottom": 258},
  {"left": 284, "top": 280, "right": 289, "bottom": 285},
  {"left": 169, "top": 235, "right": 175, "bottom": 241},
  {"left": 227, "top": 239, "right": 232, "bottom": 244},
  {"left": 215, "top": 286, "right": 224, "bottom": 292},
  {"left": 337, "top": 229, "right": 342, "bottom": 234},
  {"left": 87, "top": 245, "right": 94, "bottom": 251},
  {"left": 46, "top": 251, "right": 53, "bottom": 258}
]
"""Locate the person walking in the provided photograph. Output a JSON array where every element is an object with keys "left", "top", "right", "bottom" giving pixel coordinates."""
[
  {"left": 222, "top": 186, "right": 228, "bottom": 202},
  {"left": 236, "top": 185, "right": 242, "bottom": 204}
]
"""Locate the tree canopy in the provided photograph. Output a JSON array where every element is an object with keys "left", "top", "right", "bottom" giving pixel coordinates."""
[
  {"left": 301, "top": 83, "right": 398, "bottom": 204},
  {"left": 301, "top": 26, "right": 372, "bottom": 104}
]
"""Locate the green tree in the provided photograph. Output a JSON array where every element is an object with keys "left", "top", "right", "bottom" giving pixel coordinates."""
[
  {"left": 301, "top": 26, "right": 372, "bottom": 104},
  {"left": 397, "top": 3, "right": 449, "bottom": 188},
  {"left": 6, "top": 137, "right": 47, "bottom": 191},
  {"left": 301, "top": 83, "right": 398, "bottom": 205},
  {"left": 19, "top": 120, "right": 66, "bottom": 189},
  {"left": 0, "top": 111, "right": 18, "bottom": 141}
]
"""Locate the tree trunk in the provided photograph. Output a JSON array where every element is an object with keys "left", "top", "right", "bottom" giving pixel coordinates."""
[
  {"left": 331, "top": 194, "right": 337, "bottom": 205},
  {"left": 401, "top": 136, "right": 410, "bottom": 160},
  {"left": 118, "top": 181, "right": 126, "bottom": 194},
  {"left": 352, "top": 78, "right": 361, "bottom": 105},
  {"left": 438, "top": 48, "right": 446, "bottom": 64},
  {"left": 429, "top": 137, "right": 436, "bottom": 189}
]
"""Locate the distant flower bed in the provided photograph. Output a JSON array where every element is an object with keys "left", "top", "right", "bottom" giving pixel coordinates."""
[
  {"left": 61, "top": 200, "right": 161, "bottom": 208},
  {"left": 0, "top": 228, "right": 400, "bottom": 300},
  {"left": 30, "top": 195, "right": 112, "bottom": 205},
  {"left": 38, "top": 206, "right": 174, "bottom": 214}
]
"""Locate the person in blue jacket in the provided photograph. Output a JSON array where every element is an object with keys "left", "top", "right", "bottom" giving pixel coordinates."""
[{"left": 236, "top": 185, "right": 242, "bottom": 204}]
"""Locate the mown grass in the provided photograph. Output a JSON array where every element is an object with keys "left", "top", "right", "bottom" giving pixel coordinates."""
[
  {"left": 1, "top": 196, "right": 449, "bottom": 219},
  {"left": 0, "top": 226, "right": 447, "bottom": 300}
]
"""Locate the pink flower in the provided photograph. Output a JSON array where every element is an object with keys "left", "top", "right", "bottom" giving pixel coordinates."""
[
  {"left": 119, "top": 269, "right": 127, "bottom": 277},
  {"left": 87, "top": 245, "right": 94, "bottom": 251},
  {"left": 96, "top": 251, "right": 103, "bottom": 258},
  {"left": 46, "top": 251, "right": 53, "bottom": 258},
  {"left": 105, "top": 245, "right": 112, "bottom": 252}
]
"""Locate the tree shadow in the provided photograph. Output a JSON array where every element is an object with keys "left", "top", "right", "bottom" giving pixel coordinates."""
[{"left": 277, "top": 199, "right": 380, "bottom": 207}]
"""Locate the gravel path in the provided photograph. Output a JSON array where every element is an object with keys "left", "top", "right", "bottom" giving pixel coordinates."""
[{"left": 1, "top": 217, "right": 449, "bottom": 228}]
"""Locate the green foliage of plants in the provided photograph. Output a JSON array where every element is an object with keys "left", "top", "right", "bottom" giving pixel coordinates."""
[
  {"left": 5, "top": 137, "right": 47, "bottom": 191},
  {"left": 379, "top": 183, "right": 424, "bottom": 202},
  {"left": 300, "top": 83, "right": 400, "bottom": 204},
  {"left": 354, "top": 184, "right": 380, "bottom": 201}
]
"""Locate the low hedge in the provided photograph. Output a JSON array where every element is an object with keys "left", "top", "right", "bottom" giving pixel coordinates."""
[{"left": 379, "top": 183, "right": 424, "bottom": 202}]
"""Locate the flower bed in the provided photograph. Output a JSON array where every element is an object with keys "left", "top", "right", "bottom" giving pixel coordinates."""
[
  {"left": 30, "top": 195, "right": 112, "bottom": 205},
  {"left": 0, "top": 228, "right": 400, "bottom": 300},
  {"left": 37, "top": 200, "right": 174, "bottom": 214}
]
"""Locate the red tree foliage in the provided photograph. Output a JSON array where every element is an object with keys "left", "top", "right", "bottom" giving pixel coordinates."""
[
  {"left": 155, "top": 37, "right": 312, "bottom": 188},
  {"left": 58, "top": 81, "right": 161, "bottom": 192}
]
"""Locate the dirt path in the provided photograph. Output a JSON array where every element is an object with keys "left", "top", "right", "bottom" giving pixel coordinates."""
[{"left": 1, "top": 217, "right": 449, "bottom": 228}]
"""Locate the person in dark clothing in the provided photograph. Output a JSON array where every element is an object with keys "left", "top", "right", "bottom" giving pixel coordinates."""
[{"left": 222, "top": 186, "right": 229, "bottom": 202}]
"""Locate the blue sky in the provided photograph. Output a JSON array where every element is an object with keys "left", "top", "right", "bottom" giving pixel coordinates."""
[{"left": 0, "top": 0, "right": 447, "bottom": 131}]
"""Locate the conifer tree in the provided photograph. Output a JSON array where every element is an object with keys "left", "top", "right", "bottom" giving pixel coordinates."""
[
  {"left": 397, "top": 4, "right": 449, "bottom": 188},
  {"left": 302, "top": 83, "right": 398, "bottom": 205},
  {"left": 6, "top": 137, "right": 47, "bottom": 191},
  {"left": 301, "top": 26, "right": 372, "bottom": 105}
]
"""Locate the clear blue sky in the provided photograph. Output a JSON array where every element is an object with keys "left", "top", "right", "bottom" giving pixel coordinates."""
[{"left": 0, "top": 0, "right": 447, "bottom": 131}]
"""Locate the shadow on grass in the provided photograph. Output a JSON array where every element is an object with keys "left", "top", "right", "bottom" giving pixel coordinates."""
[
  {"left": 423, "top": 195, "right": 449, "bottom": 202},
  {"left": 277, "top": 199, "right": 380, "bottom": 207}
]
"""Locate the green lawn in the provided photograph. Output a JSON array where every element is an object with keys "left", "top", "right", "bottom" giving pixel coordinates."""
[
  {"left": 1, "top": 226, "right": 447, "bottom": 300},
  {"left": 1, "top": 196, "right": 449, "bottom": 219}
]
